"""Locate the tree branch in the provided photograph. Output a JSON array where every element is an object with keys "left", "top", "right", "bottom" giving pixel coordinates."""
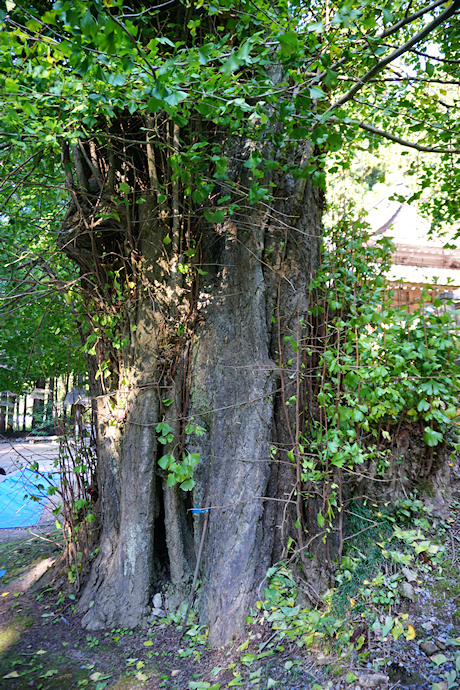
[
  {"left": 325, "top": 0, "right": 460, "bottom": 113},
  {"left": 410, "top": 48, "right": 460, "bottom": 64},
  {"left": 379, "top": 0, "right": 448, "bottom": 40},
  {"left": 330, "top": 116, "right": 460, "bottom": 154}
]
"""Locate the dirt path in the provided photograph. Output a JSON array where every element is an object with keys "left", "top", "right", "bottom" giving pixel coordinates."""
[{"left": 0, "top": 439, "right": 60, "bottom": 474}]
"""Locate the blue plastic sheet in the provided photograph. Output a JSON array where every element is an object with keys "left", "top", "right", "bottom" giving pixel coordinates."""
[
  {"left": 0, "top": 469, "right": 59, "bottom": 529},
  {"left": 0, "top": 570, "right": 6, "bottom": 578}
]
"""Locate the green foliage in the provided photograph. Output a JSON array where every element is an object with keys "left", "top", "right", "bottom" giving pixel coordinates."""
[
  {"left": 300, "top": 217, "right": 460, "bottom": 531},
  {"left": 0, "top": 183, "right": 86, "bottom": 393},
  {"left": 156, "top": 418, "right": 205, "bottom": 490},
  {"left": 0, "top": 0, "right": 458, "bottom": 223},
  {"left": 257, "top": 494, "right": 443, "bottom": 654}
]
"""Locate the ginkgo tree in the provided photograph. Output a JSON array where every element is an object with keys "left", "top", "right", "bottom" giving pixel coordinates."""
[{"left": 0, "top": 0, "right": 459, "bottom": 646}]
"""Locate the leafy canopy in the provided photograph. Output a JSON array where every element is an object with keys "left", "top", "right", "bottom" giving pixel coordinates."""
[{"left": 0, "top": 0, "right": 458, "bottom": 215}]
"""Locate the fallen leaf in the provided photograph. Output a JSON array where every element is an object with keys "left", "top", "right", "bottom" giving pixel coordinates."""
[
  {"left": 431, "top": 653, "right": 447, "bottom": 667},
  {"left": 406, "top": 624, "right": 416, "bottom": 640},
  {"left": 143, "top": 640, "right": 153, "bottom": 646},
  {"left": 90, "top": 672, "right": 103, "bottom": 681},
  {"left": 1, "top": 592, "right": 9, "bottom": 597},
  {"left": 35, "top": 649, "right": 47, "bottom": 655},
  {"left": 136, "top": 671, "right": 148, "bottom": 681},
  {"left": 3, "top": 671, "right": 19, "bottom": 678},
  {"left": 171, "top": 670, "right": 180, "bottom": 676}
]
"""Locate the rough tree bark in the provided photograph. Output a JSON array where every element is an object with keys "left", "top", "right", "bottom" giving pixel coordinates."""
[{"left": 59, "top": 132, "right": 324, "bottom": 645}]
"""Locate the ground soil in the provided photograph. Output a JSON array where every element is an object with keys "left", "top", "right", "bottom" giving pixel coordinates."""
[
  {"left": 1, "top": 444, "right": 460, "bottom": 689},
  {"left": 1, "top": 518, "right": 460, "bottom": 690}
]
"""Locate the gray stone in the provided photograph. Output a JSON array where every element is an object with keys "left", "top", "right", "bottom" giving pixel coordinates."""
[
  {"left": 357, "top": 673, "right": 389, "bottom": 688},
  {"left": 401, "top": 567, "right": 417, "bottom": 582},
  {"left": 150, "top": 607, "right": 166, "bottom": 619},
  {"left": 152, "top": 593, "right": 162, "bottom": 609},
  {"left": 435, "top": 637, "right": 447, "bottom": 650},
  {"left": 420, "top": 641, "right": 439, "bottom": 656},
  {"left": 400, "top": 582, "right": 415, "bottom": 600}
]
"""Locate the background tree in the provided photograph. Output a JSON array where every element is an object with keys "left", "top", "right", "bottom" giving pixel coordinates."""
[
  {"left": 0, "top": 155, "right": 86, "bottom": 427},
  {"left": 0, "top": 0, "right": 459, "bottom": 646}
]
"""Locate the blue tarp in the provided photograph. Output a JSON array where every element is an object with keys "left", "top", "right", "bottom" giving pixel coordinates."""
[
  {"left": 0, "top": 469, "right": 59, "bottom": 529},
  {"left": 0, "top": 570, "right": 6, "bottom": 578}
]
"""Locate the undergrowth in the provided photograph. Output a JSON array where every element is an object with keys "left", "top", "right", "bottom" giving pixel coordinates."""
[{"left": 253, "top": 492, "right": 448, "bottom": 662}]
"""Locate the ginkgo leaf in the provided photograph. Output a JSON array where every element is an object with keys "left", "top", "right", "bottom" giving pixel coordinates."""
[{"left": 406, "top": 624, "right": 416, "bottom": 640}]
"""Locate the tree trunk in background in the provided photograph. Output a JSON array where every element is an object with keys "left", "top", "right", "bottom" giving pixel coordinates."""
[
  {"left": 32, "top": 379, "right": 45, "bottom": 429},
  {"left": 46, "top": 378, "right": 55, "bottom": 425},
  {"left": 22, "top": 395, "right": 27, "bottom": 432},
  {"left": 11, "top": 395, "right": 17, "bottom": 432}
]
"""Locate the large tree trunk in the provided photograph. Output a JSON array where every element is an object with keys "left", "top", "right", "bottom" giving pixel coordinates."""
[
  {"left": 59, "top": 117, "right": 324, "bottom": 645},
  {"left": 188, "top": 161, "right": 323, "bottom": 645}
]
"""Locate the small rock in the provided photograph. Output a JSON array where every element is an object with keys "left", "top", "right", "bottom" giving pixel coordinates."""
[
  {"left": 422, "top": 621, "right": 433, "bottom": 631},
  {"left": 401, "top": 567, "right": 417, "bottom": 582},
  {"left": 435, "top": 637, "right": 446, "bottom": 649},
  {"left": 357, "top": 673, "right": 389, "bottom": 688},
  {"left": 150, "top": 607, "right": 166, "bottom": 619},
  {"left": 249, "top": 632, "right": 262, "bottom": 640},
  {"left": 152, "top": 592, "right": 162, "bottom": 609},
  {"left": 420, "top": 641, "right": 439, "bottom": 656},
  {"left": 316, "top": 653, "right": 333, "bottom": 666},
  {"left": 400, "top": 582, "right": 415, "bottom": 600}
]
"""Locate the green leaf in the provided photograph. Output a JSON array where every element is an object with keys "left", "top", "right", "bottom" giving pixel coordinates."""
[
  {"left": 307, "top": 21, "right": 324, "bottom": 33},
  {"left": 204, "top": 209, "right": 226, "bottom": 223},
  {"left": 119, "top": 182, "right": 131, "bottom": 194},
  {"left": 381, "top": 615, "right": 394, "bottom": 638},
  {"left": 180, "top": 478, "right": 195, "bottom": 491},
  {"left": 158, "top": 454, "right": 172, "bottom": 470},
  {"left": 81, "top": 10, "right": 96, "bottom": 31},
  {"left": 279, "top": 30, "right": 299, "bottom": 58},
  {"left": 423, "top": 427, "right": 443, "bottom": 447},
  {"left": 346, "top": 672, "right": 358, "bottom": 683},
  {"left": 164, "top": 90, "right": 188, "bottom": 106},
  {"left": 431, "top": 653, "right": 447, "bottom": 667},
  {"left": 221, "top": 52, "right": 242, "bottom": 76},
  {"left": 309, "top": 85, "right": 326, "bottom": 100},
  {"left": 108, "top": 74, "right": 125, "bottom": 87}
]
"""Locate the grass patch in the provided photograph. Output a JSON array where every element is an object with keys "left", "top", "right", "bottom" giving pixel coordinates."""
[{"left": 0, "top": 531, "right": 64, "bottom": 585}]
